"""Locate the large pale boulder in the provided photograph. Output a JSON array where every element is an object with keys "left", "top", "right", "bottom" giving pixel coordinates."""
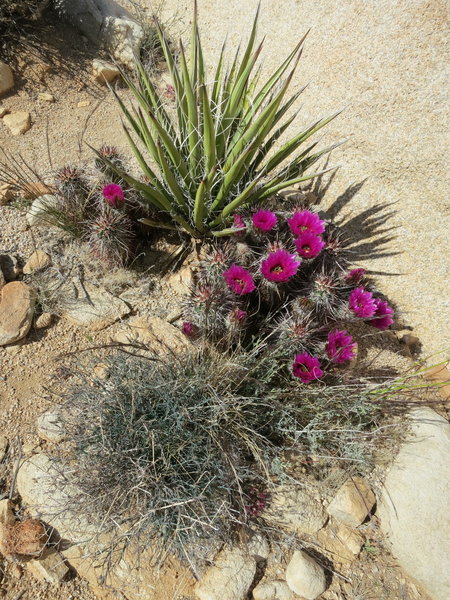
[
  {"left": 0, "top": 282, "right": 36, "bottom": 346},
  {"left": 378, "top": 408, "right": 450, "bottom": 600}
]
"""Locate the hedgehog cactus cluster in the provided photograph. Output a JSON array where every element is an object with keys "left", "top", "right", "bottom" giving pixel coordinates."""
[
  {"left": 182, "top": 202, "right": 394, "bottom": 380},
  {"left": 48, "top": 148, "right": 137, "bottom": 266}
]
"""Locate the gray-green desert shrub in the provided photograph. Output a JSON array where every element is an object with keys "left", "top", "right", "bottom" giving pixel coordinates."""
[{"left": 59, "top": 348, "right": 417, "bottom": 564}]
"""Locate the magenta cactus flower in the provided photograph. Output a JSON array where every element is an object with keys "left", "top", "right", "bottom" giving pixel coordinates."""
[
  {"left": 369, "top": 299, "right": 394, "bottom": 330},
  {"left": 326, "top": 329, "right": 357, "bottom": 363},
  {"left": 102, "top": 183, "right": 124, "bottom": 207},
  {"left": 230, "top": 308, "right": 248, "bottom": 323},
  {"left": 292, "top": 352, "right": 323, "bottom": 383},
  {"left": 223, "top": 264, "right": 255, "bottom": 295},
  {"left": 233, "top": 214, "right": 246, "bottom": 233},
  {"left": 348, "top": 287, "right": 377, "bottom": 318},
  {"left": 181, "top": 322, "right": 198, "bottom": 337},
  {"left": 252, "top": 209, "right": 277, "bottom": 232},
  {"left": 295, "top": 232, "right": 326, "bottom": 259},
  {"left": 345, "top": 268, "right": 366, "bottom": 284},
  {"left": 261, "top": 249, "right": 301, "bottom": 282},
  {"left": 288, "top": 210, "right": 325, "bottom": 237}
]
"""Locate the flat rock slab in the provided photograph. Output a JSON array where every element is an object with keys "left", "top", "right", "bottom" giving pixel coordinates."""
[
  {"left": 61, "top": 280, "right": 130, "bottom": 331},
  {"left": 112, "top": 315, "right": 190, "bottom": 355},
  {"left": 378, "top": 408, "right": 450, "bottom": 600},
  {"left": 0, "top": 282, "right": 36, "bottom": 346}
]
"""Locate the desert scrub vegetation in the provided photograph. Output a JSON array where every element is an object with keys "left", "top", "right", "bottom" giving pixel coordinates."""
[
  {"left": 0, "top": 0, "right": 40, "bottom": 35},
  {"left": 18, "top": 7, "right": 344, "bottom": 269},
  {"left": 58, "top": 347, "right": 419, "bottom": 565},
  {"left": 94, "top": 7, "right": 341, "bottom": 238}
]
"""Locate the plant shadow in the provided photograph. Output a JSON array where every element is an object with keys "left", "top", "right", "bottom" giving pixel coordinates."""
[{"left": 306, "top": 174, "right": 402, "bottom": 272}]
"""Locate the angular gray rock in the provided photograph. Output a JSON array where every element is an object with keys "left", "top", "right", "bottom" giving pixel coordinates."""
[
  {"left": 378, "top": 408, "right": 450, "bottom": 600},
  {"left": 36, "top": 409, "right": 66, "bottom": 443},
  {"left": 53, "top": 0, "right": 144, "bottom": 67},
  {"left": 285, "top": 550, "right": 327, "bottom": 600},
  {"left": 194, "top": 546, "right": 257, "bottom": 600},
  {"left": 27, "top": 551, "right": 70, "bottom": 583}
]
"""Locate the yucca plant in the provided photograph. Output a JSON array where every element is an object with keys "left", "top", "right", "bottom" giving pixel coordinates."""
[{"left": 96, "top": 4, "right": 342, "bottom": 239}]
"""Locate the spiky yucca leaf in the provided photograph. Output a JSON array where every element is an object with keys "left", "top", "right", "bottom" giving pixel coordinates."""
[{"left": 98, "top": 6, "right": 341, "bottom": 238}]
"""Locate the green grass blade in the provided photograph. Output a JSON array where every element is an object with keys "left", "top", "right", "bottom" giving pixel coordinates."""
[
  {"left": 134, "top": 60, "right": 177, "bottom": 140},
  {"left": 147, "top": 111, "right": 190, "bottom": 182},
  {"left": 193, "top": 177, "right": 207, "bottom": 232},
  {"left": 211, "top": 226, "right": 245, "bottom": 237},
  {"left": 221, "top": 71, "right": 295, "bottom": 177},
  {"left": 236, "top": 3, "right": 260, "bottom": 80},
  {"left": 139, "top": 218, "right": 179, "bottom": 231},
  {"left": 179, "top": 41, "right": 200, "bottom": 173},
  {"left": 211, "top": 39, "right": 226, "bottom": 106},
  {"left": 241, "top": 32, "right": 308, "bottom": 127},
  {"left": 210, "top": 146, "right": 257, "bottom": 211},
  {"left": 155, "top": 20, "right": 189, "bottom": 140},
  {"left": 190, "top": 0, "right": 198, "bottom": 82},
  {"left": 260, "top": 111, "right": 342, "bottom": 174},
  {"left": 209, "top": 173, "right": 264, "bottom": 226},
  {"left": 201, "top": 84, "right": 216, "bottom": 173},
  {"left": 122, "top": 124, "right": 162, "bottom": 188},
  {"left": 248, "top": 166, "right": 337, "bottom": 202},
  {"left": 156, "top": 143, "right": 188, "bottom": 213}
]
